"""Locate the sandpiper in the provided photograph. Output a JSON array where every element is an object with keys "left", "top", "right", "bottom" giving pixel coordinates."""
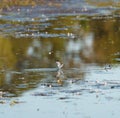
[{"left": 56, "top": 61, "right": 63, "bottom": 69}]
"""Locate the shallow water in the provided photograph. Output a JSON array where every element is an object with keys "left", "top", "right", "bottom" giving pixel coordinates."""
[{"left": 0, "top": 0, "right": 120, "bottom": 118}]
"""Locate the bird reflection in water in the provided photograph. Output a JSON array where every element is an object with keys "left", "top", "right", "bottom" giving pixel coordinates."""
[{"left": 56, "top": 61, "right": 64, "bottom": 85}]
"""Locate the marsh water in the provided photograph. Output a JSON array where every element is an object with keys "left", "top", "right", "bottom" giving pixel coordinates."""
[{"left": 0, "top": 0, "right": 120, "bottom": 118}]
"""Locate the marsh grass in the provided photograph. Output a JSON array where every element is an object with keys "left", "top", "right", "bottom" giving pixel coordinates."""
[
  {"left": 86, "top": 0, "right": 120, "bottom": 7},
  {"left": 0, "top": 0, "right": 62, "bottom": 10}
]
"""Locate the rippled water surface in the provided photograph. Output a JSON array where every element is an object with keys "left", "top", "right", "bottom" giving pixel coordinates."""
[{"left": 0, "top": 0, "right": 120, "bottom": 118}]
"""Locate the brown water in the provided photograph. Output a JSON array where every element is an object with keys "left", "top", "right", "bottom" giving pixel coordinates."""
[{"left": 0, "top": 0, "right": 120, "bottom": 118}]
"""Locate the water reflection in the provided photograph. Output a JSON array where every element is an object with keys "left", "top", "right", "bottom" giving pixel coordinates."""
[{"left": 0, "top": 13, "right": 120, "bottom": 97}]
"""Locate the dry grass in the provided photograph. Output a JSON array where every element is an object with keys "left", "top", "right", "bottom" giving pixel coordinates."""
[
  {"left": 0, "top": 0, "right": 54, "bottom": 8},
  {"left": 86, "top": 0, "right": 120, "bottom": 7},
  {"left": 0, "top": 0, "right": 62, "bottom": 11}
]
